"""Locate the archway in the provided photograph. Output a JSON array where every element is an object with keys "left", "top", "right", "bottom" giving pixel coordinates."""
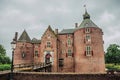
[{"left": 45, "top": 53, "right": 52, "bottom": 64}]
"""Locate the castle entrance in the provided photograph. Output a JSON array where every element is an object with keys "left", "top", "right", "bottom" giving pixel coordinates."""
[
  {"left": 44, "top": 51, "right": 54, "bottom": 65},
  {"left": 45, "top": 53, "right": 51, "bottom": 64}
]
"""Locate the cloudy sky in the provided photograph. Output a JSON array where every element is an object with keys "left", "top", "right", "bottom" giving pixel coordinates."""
[{"left": 0, "top": 0, "right": 120, "bottom": 58}]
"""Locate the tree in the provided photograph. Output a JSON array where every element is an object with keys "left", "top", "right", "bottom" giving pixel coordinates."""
[
  {"left": 0, "top": 44, "right": 6, "bottom": 56},
  {"left": 105, "top": 44, "right": 120, "bottom": 65},
  {"left": 0, "top": 44, "right": 11, "bottom": 64}
]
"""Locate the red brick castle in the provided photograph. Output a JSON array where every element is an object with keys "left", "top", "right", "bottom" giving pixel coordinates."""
[{"left": 14, "top": 10, "right": 105, "bottom": 73}]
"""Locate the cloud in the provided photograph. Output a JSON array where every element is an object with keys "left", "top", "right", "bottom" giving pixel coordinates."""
[
  {"left": 99, "top": 11, "right": 116, "bottom": 23},
  {"left": 0, "top": 0, "right": 120, "bottom": 58}
]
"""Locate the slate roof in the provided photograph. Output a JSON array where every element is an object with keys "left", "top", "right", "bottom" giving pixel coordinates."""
[
  {"left": 31, "top": 38, "right": 41, "bottom": 44},
  {"left": 59, "top": 11, "right": 99, "bottom": 34},
  {"left": 78, "top": 19, "right": 98, "bottom": 28},
  {"left": 59, "top": 29, "right": 76, "bottom": 34},
  {"left": 18, "top": 30, "right": 31, "bottom": 42},
  {"left": 78, "top": 10, "right": 98, "bottom": 28}
]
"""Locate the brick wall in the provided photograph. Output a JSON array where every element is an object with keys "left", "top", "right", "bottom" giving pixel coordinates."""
[
  {"left": 1, "top": 72, "right": 120, "bottom": 80},
  {"left": 74, "top": 27, "right": 105, "bottom": 73},
  {"left": 0, "top": 72, "right": 9, "bottom": 80},
  {"left": 14, "top": 42, "right": 33, "bottom": 64},
  {"left": 58, "top": 34, "right": 74, "bottom": 72}
]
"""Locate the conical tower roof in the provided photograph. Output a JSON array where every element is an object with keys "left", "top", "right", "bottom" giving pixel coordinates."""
[
  {"left": 18, "top": 30, "right": 31, "bottom": 42},
  {"left": 78, "top": 10, "right": 98, "bottom": 28}
]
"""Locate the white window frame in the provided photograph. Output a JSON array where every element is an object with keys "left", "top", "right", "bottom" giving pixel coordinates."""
[
  {"left": 68, "top": 49, "right": 72, "bottom": 56},
  {"left": 47, "top": 41, "right": 51, "bottom": 48},
  {"left": 86, "top": 34, "right": 91, "bottom": 42},
  {"left": 86, "top": 46, "right": 91, "bottom": 56},
  {"left": 85, "top": 28, "right": 90, "bottom": 33},
  {"left": 35, "top": 50, "right": 38, "bottom": 57},
  {"left": 67, "top": 39, "right": 71, "bottom": 46}
]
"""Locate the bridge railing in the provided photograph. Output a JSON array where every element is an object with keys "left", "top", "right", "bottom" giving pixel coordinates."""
[{"left": 13, "top": 62, "right": 52, "bottom": 71}]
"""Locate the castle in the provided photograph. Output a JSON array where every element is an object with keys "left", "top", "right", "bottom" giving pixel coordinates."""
[{"left": 14, "top": 10, "right": 105, "bottom": 73}]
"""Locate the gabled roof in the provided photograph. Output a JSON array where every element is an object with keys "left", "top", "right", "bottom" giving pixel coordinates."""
[
  {"left": 59, "top": 29, "right": 76, "bottom": 34},
  {"left": 31, "top": 38, "right": 41, "bottom": 44},
  {"left": 48, "top": 25, "right": 56, "bottom": 36},
  {"left": 18, "top": 30, "right": 31, "bottom": 42},
  {"left": 41, "top": 25, "right": 57, "bottom": 38}
]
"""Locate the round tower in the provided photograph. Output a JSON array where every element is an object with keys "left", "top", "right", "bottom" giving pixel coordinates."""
[{"left": 74, "top": 10, "right": 105, "bottom": 73}]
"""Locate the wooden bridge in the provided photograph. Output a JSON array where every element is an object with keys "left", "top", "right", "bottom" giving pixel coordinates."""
[{"left": 13, "top": 62, "right": 52, "bottom": 72}]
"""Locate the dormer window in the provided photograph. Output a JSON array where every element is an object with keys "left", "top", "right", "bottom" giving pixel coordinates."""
[
  {"left": 85, "top": 28, "right": 90, "bottom": 33},
  {"left": 85, "top": 23, "right": 89, "bottom": 26}
]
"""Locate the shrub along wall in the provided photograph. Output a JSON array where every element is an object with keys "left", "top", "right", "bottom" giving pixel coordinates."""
[{"left": 0, "top": 72, "right": 120, "bottom": 80}]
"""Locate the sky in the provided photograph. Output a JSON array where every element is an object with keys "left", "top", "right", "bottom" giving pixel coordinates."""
[{"left": 0, "top": 0, "right": 120, "bottom": 58}]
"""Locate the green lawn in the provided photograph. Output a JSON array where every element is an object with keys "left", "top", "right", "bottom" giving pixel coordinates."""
[
  {"left": 0, "top": 64, "right": 11, "bottom": 71},
  {"left": 106, "top": 64, "right": 120, "bottom": 70},
  {"left": 0, "top": 63, "right": 120, "bottom": 71}
]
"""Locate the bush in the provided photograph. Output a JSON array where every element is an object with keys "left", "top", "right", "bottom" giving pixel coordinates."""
[
  {"left": 106, "top": 64, "right": 120, "bottom": 70},
  {"left": 0, "top": 64, "right": 11, "bottom": 71}
]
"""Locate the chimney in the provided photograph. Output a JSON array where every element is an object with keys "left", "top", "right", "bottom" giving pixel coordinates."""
[
  {"left": 55, "top": 29, "right": 58, "bottom": 34},
  {"left": 75, "top": 23, "right": 78, "bottom": 28},
  {"left": 13, "top": 32, "right": 18, "bottom": 41}
]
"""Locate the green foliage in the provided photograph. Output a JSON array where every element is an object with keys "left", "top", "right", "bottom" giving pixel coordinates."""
[
  {"left": 105, "top": 44, "right": 120, "bottom": 65},
  {"left": 0, "top": 44, "right": 11, "bottom": 64},
  {"left": 106, "top": 64, "right": 120, "bottom": 70},
  {"left": 0, "top": 44, "right": 6, "bottom": 55},
  {"left": 0, "top": 64, "right": 11, "bottom": 71}
]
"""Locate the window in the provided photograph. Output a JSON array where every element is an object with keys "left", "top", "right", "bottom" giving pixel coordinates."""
[
  {"left": 68, "top": 34, "right": 71, "bottom": 38},
  {"left": 59, "top": 58, "right": 64, "bottom": 67},
  {"left": 47, "top": 34, "right": 51, "bottom": 39},
  {"left": 47, "top": 41, "right": 51, "bottom": 47},
  {"left": 85, "top": 46, "right": 92, "bottom": 56},
  {"left": 86, "top": 35, "right": 91, "bottom": 42},
  {"left": 35, "top": 45, "right": 39, "bottom": 48},
  {"left": 85, "top": 28, "right": 90, "bottom": 33},
  {"left": 68, "top": 49, "right": 72, "bottom": 56},
  {"left": 35, "top": 51, "right": 39, "bottom": 57},
  {"left": 67, "top": 39, "right": 71, "bottom": 46},
  {"left": 21, "top": 52, "right": 26, "bottom": 58}
]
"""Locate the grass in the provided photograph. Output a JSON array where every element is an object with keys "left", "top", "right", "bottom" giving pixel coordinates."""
[
  {"left": 0, "top": 63, "right": 120, "bottom": 71},
  {"left": 0, "top": 64, "right": 11, "bottom": 71},
  {"left": 106, "top": 64, "right": 120, "bottom": 70}
]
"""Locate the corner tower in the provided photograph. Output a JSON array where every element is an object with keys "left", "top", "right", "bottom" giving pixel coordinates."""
[
  {"left": 74, "top": 10, "right": 105, "bottom": 73},
  {"left": 14, "top": 30, "right": 33, "bottom": 65}
]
